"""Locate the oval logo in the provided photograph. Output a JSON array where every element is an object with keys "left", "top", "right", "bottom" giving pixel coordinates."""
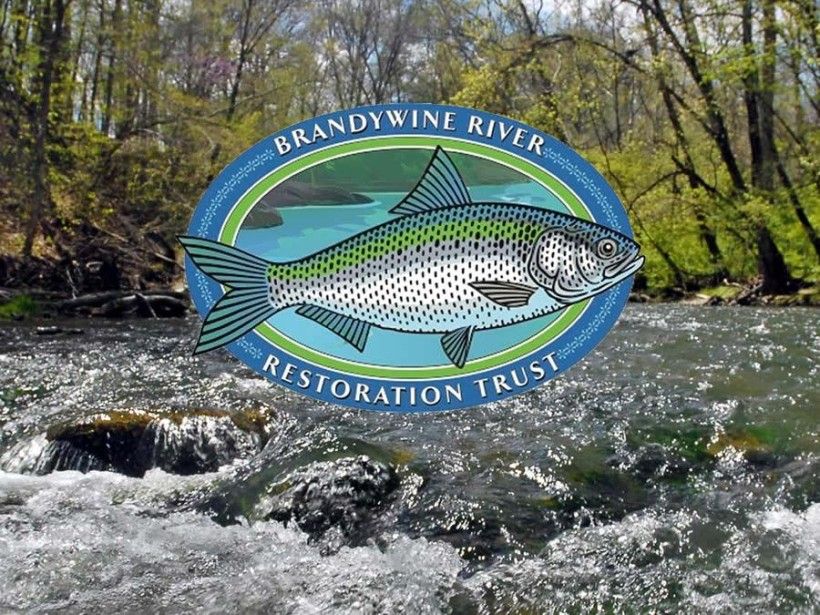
[{"left": 182, "top": 103, "right": 643, "bottom": 412}]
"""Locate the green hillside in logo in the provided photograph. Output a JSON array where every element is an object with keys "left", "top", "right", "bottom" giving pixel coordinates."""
[{"left": 300, "top": 149, "right": 525, "bottom": 192}]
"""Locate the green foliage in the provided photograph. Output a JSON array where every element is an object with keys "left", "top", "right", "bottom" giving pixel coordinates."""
[
  {"left": 451, "top": 65, "right": 509, "bottom": 114},
  {"left": 765, "top": 188, "right": 820, "bottom": 281},
  {"left": 49, "top": 123, "right": 111, "bottom": 223},
  {"left": 699, "top": 285, "right": 742, "bottom": 300},
  {"left": 0, "top": 295, "right": 39, "bottom": 319}
]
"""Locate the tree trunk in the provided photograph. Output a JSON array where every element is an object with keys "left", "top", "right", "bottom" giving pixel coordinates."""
[
  {"left": 86, "top": 0, "right": 105, "bottom": 123},
  {"left": 69, "top": 0, "right": 88, "bottom": 94},
  {"left": 11, "top": 0, "right": 30, "bottom": 65},
  {"left": 101, "top": 0, "right": 121, "bottom": 135},
  {"left": 758, "top": 0, "right": 777, "bottom": 190},
  {"left": 23, "top": 0, "right": 68, "bottom": 257},
  {"left": 756, "top": 226, "right": 791, "bottom": 294},
  {"left": 0, "top": 0, "right": 10, "bottom": 40},
  {"left": 742, "top": 0, "right": 792, "bottom": 293},
  {"left": 207, "top": 0, "right": 254, "bottom": 173},
  {"left": 665, "top": 0, "right": 747, "bottom": 193},
  {"left": 776, "top": 156, "right": 820, "bottom": 260},
  {"left": 115, "top": 0, "right": 136, "bottom": 138}
]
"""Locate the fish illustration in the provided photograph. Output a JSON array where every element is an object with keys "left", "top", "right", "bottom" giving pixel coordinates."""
[{"left": 179, "top": 147, "right": 644, "bottom": 367}]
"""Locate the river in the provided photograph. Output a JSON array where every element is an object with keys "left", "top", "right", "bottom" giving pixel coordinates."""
[{"left": 0, "top": 305, "right": 817, "bottom": 613}]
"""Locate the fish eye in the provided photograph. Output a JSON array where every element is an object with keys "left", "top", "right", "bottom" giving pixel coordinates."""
[{"left": 596, "top": 239, "right": 617, "bottom": 258}]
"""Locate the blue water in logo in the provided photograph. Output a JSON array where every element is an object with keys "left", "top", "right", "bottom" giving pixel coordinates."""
[{"left": 235, "top": 181, "right": 573, "bottom": 368}]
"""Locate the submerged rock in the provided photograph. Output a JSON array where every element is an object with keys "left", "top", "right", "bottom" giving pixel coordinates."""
[
  {"left": 263, "top": 455, "right": 399, "bottom": 539},
  {"left": 705, "top": 431, "right": 781, "bottom": 468},
  {"left": 0, "top": 433, "right": 50, "bottom": 474},
  {"left": 36, "top": 439, "right": 110, "bottom": 474},
  {"left": 706, "top": 431, "right": 769, "bottom": 457},
  {"left": 607, "top": 444, "right": 692, "bottom": 481},
  {"left": 612, "top": 427, "right": 785, "bottom": 482},
  {"left": 133, "top": 414, "right": 264, "bottom": 475},
  {"left": 2, "top": 409, "right": 272, "bottom": 477}
]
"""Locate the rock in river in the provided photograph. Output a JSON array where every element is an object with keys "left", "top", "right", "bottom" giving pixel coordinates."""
[
  {"left": 612, "top": 443, "right": 693, "bottom": 480},
  {"left": 263, "top": 455, "right": 399, "bottom": 538},
  {"left": 0, "top": 408, "right": 272, "bottom": 477},
  {"left": 241, "top": 200, "right": 283, "bottom": 229}
]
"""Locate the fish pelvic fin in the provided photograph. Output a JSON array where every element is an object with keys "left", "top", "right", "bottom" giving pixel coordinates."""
[
  {"left": 441, "top": 325, "right": 474, "bottom": 369},
  {"left": 178, "top": 235, "right": 276, "bottom": 355},
  {"left": 390, "top": 146, "right": 472, "bottom": 216},
  {"left": 470, "top": 280, "right": 537, "bottom": 308},
  {"left": 295, "top": 304, "right": 371, "bottom": 352}
]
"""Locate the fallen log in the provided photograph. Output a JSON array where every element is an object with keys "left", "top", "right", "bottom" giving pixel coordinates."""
[
  {"left": 0, "top": 287, "right": 71, "bottom": 302},
  {"left": 95, "top": 293, "right": 189, "bottom": 318},
  {"left": 55, "top": 289, "right": 189, "bottom": 313}
]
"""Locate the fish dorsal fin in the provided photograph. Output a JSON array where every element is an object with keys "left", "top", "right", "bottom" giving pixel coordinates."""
[
  {"left": 390, "top": 146, "right": 472, "bottom": 216},
  {"left": 441, "top": 325, "right": 474, "bottom": 368},
  {"left": 470, "top": 280, "right": 537, "bottom": 308},
  {"left": 296, "top": 304, "right": 371, "bottom": 352}
]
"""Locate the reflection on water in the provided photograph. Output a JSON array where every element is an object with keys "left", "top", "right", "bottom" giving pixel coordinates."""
[{"left": 0, "top": 305, "right": 817, "bottom": 612}]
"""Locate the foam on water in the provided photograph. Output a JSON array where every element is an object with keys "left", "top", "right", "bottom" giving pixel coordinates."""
[
  {"left": 0, "top": 470, "right": 463, "bottom": 614},
  {"left": 2, "top": 468, "right": 814, "bottom": 613}
]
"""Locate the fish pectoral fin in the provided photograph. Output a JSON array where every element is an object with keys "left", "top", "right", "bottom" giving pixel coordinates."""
[
  {"left": 470, "top": 280, "right": 537, "bottom": 308},
  {"left": 441, "top": 326, "right": 474, "bottom": 369},
  {"left": 390, "top": 146, "right": 472, "bottom": 216},
  {"left": 295, "top": 305, "right": 371, "bottom": 352}
]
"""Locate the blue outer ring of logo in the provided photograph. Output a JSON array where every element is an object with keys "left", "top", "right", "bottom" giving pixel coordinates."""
[{"left": 185, "top": 103, "right": 634, "bottom": 413}]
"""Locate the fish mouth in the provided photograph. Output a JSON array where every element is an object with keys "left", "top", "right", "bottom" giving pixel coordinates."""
[{"left": 605, "top": 253, "right": 645, "bottom": 279}]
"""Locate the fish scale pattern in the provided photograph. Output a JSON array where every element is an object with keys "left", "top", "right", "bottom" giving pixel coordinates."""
[{"left": 270, "top": 203, "right": 604, "bottom": 332}]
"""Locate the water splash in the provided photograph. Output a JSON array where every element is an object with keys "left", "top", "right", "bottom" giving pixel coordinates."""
[{"left": 1, "top": 411, "right": 269, "bottom": 476}]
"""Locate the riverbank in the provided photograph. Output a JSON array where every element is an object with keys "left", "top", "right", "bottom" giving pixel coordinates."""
[
  {"left": 1, "top": 230, "right": 818, "bottom": 321},
  {"left": 1, "top": 281, "right": 818, "bottom": 322},
  {"left": 2, "top": 193, "right": 818, "bottom": 318},
  {"left": 630, "top": 281, "right": 820, "bottom": 307}
]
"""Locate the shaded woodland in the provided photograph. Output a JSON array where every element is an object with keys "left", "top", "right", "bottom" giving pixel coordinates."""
[{"left": 0, "top": 0, "right": 817, "bottom": 298}]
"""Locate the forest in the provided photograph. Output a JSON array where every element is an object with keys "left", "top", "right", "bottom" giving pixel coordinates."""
[{"left": 0, "top": 0, "right": 817, "bottom": 302}]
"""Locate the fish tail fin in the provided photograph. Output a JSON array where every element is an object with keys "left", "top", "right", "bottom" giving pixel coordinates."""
[{"left": 178, "top": 235, "right": 277, "bottom": 355}]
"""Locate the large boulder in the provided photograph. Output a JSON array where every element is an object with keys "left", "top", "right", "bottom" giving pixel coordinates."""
[{"left": 1, "top": 409, "right": 272, "bottom": 477}]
